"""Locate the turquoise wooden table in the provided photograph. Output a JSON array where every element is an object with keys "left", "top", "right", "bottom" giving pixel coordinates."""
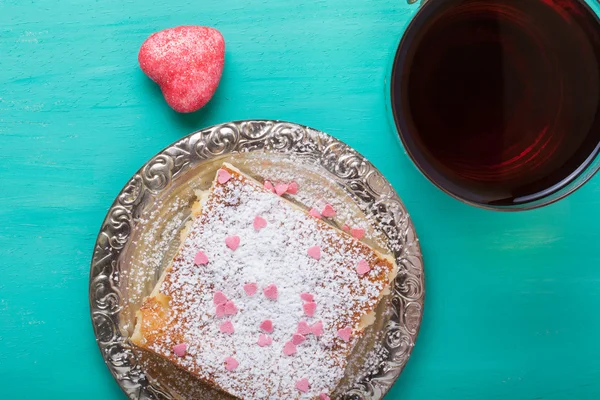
[{"left": 2, "top": 0, "right": 600, "bottom": 398}]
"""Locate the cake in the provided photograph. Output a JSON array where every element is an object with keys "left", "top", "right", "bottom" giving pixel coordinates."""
[{"left": 131, "top": 163, "right": 397, "bottom": 399}]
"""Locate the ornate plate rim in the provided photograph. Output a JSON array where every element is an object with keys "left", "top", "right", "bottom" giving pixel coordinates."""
[{"left": 89, "top": 120, "right": 425, "bottom": 399}]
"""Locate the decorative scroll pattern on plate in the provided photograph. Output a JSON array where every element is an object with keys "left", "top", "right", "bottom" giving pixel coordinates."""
[{"left": 89, "top": 120, "right": 424, "bottom": 399}]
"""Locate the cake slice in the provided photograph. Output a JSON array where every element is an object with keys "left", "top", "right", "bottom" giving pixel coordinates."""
[{"left": 131, "top": 163, "right": 397, "bottom": 399}]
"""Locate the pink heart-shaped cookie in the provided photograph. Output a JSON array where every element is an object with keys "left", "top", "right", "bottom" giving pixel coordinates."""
[
  {"left": 295, "top": 378, "right": 310, "bottom": 393},
  {"left": 263, "top": 284, "right": 278, "bottom": 300},
  {"left": 139, "top": 26, "right": 225, "bottom": 113},
  {"left": 224, "top": 356, "right": 239, "bottom": 371},
  {"left": 253, "top": 215, "right": 268, "bottom": 231},
  {"left": 219, "top": 320, "right": 234, "bottom": 335},
  {"left": 337, "top": 327, "right": 352, "bottom": 342},
  {"left": 309, "top": 208, "right": 322, "bottom": 219},
  {"left": 283, "top": 341, "right": 297, "bottom": 356},
  {"left": 243, "top": 283, "right": 258, "bottom": 296},
  {"left": 263, "top": 180, "right": 275, "bottom": 192},
  {"left": 275, "top": 183, "right": 289, "bottom": 196},
  {"left": 224, "top": 300, "right": 238, "bottom": 315},
  {"left": 287, "top": 181, "right": 299, "bottom": 194},
  {"left": 297, "top": 321, "right": 311, "bottom": 335},
  {"left": 225, "top": 235, "right": 241, "bottom": 251},
  {"left": 194, "top": 250, "right": 209, "bottom": 265},
  {"left": 217, "top": 168, "right": 232, "bottom": 184},
  {"left": 300, "top": 292, "right": 314, "bottom": 302},
  {"left": 321, "top": 203, "right": 336, "bottom": 218},
  {"left": 311, "top": 320, "right": 324, "bottom": 336},
  {"left": 356, "top": 259, "right": 371, "bottom": 275},
  {"left": 213, "top": 291, "right": 228, "bottom": 305},
  {"left": 260, "top": 319, "right": 274, "bottom": 333},
  {"left": 307, "top": 246, "right": 321, "bottom": 260},
  {"left": 172, "top": 343, "right": 187, "bottom": 357},
  {"left": 351, "top": 227, "right": 365, "bottom": 240},
  {"left": 303, "top": 302, "right": 317, "bottom": 317},
  {"left": 257, "top": 334, "right": 273, "bottom": 347},
  {"left": 292, "top": 333, "right": 306, "bottom": 345}
]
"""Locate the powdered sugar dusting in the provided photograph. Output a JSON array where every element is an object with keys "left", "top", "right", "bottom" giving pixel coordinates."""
[
  {"left": 122, "top": 197, "right": 189, "bottom": 331},
  {"left": 141, "top": 165, "right": 394, "bottom": 399},
  {"left": 240, "top": 155, "right": 390, "bottom": 251}
]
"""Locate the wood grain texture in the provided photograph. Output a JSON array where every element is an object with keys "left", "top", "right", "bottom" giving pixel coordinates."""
[{"left": 1, "top": 0, "right": 600, "bottom": 398}]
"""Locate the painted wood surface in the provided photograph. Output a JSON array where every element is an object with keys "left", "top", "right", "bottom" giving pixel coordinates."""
[{"left": 1, "top": 0, "right": 600, "bottom": 398}]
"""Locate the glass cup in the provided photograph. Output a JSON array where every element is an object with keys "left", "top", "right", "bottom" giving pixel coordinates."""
[{"left": 386, "top": 0, "right": 600, "bottom": 211}]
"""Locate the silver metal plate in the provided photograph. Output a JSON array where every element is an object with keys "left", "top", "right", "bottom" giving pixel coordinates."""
[{"left": 89, "top": 120, "right": 425, "bottom": 399}]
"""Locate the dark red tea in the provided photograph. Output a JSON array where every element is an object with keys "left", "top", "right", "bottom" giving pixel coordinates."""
[{"left": 391, "top": 0, "right": 600, "bottom": 206}]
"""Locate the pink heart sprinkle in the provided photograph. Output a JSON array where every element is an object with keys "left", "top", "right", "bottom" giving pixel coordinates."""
[
  {"left": 194, "top": 251, "right": 209, "bottom": 265},
  {"left": 321, "top": 203, "right": 336, "bottom": 218},
  {"left": 253, "top": 215, "right": 267, "bottom": 231},
  {"left": 311, "top": 320, "right": 324, "bottom": 336},
  {"left": 309, "top": 208, "right": 322, "bottom": 219},
  {"left": 338, "top": 327, "right": 352, "bottom": 342},
  {"left": 356, "top": 259, "right": 371, "bottom": 275},
  {"left": 219, "top": 320, "right": 234, "bottom": 334},
  {"left": 292, "top": 333, "right": 306, "bottom": 345},
  {"left": 351, "top": 227, "right": 365, "bottom": 240},
  {"left": 172, "top": 343, "right": 187, "bottom": 357},
  {"left": 303, "top": 302, "right": 317, "bottom": 317},
  {"left": 320, "top": 394, "right": 331, "bottom": 400},
  {"left": 283, "top": 341, "right": 297, "bottom": 356},
  {"left": 215, "top": 304, "right": 226, "bottom": 318},
  {"left": 217, "top": 168, "right": 232, "bottom": 184},
  {"left": 257, "top": 334, "right": 273, "bottom": 347},
  {"left": 243, "top": 283, "right": 258, "bottom": 296},
  {"left": 224, "top": 300, "right": 238, "bottom": 315},
  {"left": 260, "top": 319, "right": 274, "bottom": 333},
  {"left": 287, "top": 181, "right": 298, "bottom": 194},
  {"left": 297, "top": 321, "right": 311, "bottom": 335},
  {"left": 224, "top": 356, "right": 239, "bottom": 371},
  {"left": 264, "top": 180, "right": 275, "bottom": 192},
  {"left": 225, "top": 235, "right": 241, "bottom": 251},
  {"left": 307, "top": 246, "right": 321, "bottom": 260},
  {"left": 342, "top": 224, "right": 350, "bottom": 231},
  {"left": 300, "top": 292, "right": 314, "bottom": 302},
  {"left": 263, "top": 284, "right": 278, "bottom": 300},
  {"left": 295, "top": 378, "right": 310, "bottom": 393},
  {"left": 275, "top": 183, "right": 289, "bottom": 196},
  {"left": 213, "top": 291, "right": 228, "bottom": 306}
]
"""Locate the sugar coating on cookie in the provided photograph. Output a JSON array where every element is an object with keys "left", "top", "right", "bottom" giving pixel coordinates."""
[{"left": 138, "top": 26, "right": 225, "bottom": 113}]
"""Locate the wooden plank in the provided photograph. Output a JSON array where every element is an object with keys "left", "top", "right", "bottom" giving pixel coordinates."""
[{"left": 0, "top": 0, "right": 599, "bottom": 398}]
